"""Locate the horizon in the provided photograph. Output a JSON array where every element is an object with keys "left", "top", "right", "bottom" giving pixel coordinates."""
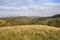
[{"left": 0, "top": 0, "right": 60, "bottom": 17}]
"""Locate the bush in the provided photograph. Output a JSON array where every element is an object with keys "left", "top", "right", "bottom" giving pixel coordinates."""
[
  {"left": 41, "top": 18, "right": 60, "bottom": 27},
  {"left": 0, "top": 19, "right": 7, "bottom": 27}
]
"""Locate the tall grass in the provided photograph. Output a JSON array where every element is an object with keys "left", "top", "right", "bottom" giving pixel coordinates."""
[{"left": 0, "top": 25, "right": 60, "bottom": 40}]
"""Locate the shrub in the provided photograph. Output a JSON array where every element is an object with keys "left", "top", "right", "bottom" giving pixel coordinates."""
[
  {"left": 41, "top": 18, "right": 60, "bottom": 27},
  {"left": 0, "top": 19, "right": 7, "bottom": 27}
]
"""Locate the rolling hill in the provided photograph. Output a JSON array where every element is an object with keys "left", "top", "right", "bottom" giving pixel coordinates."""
[{"left": 0, "top": 25, "right": 60, "bottom": 40}]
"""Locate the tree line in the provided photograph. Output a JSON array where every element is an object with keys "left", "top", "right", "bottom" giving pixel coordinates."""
[{"left": 0, "top": 14, "right": 60, "bottom": 27}]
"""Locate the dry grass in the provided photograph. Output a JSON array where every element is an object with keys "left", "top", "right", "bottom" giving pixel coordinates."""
[{"left": 0, "top": 25, "right": 60, "bottom": 40}]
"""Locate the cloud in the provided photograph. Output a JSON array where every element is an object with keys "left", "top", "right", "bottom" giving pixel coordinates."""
[
  {"left": 0, "top": 0, "right": 60, "bottom": 17},
  {"left": 0, "top": 4, "right": 60, "bottom": 17},
  {"left": 0, "top": 6, "right": 30, "bottom": 10},
  {"left": 44, "top": 2, "right": 60, "bottom": 6}
]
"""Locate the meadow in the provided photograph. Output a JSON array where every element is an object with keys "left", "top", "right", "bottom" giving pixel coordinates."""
[
  {"left": 0, "top": 14, "right": 60, "bottom": 40},
  {"left": 0, "top": 25, "right": 60, "bottom": 40}
]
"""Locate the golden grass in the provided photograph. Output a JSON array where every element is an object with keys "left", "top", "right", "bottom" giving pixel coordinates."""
[{"left": 0, "top": 25, "right": 60, "bottom": 40}]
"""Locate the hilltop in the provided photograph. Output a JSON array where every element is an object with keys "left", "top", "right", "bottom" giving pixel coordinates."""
[{"left": 0, "top": 25, "right": 60, "bottom": 40}]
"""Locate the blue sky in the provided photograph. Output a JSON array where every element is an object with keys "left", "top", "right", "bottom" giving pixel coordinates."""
[{"left": 0, "top": 0, "right": 60, "bottom": 17}]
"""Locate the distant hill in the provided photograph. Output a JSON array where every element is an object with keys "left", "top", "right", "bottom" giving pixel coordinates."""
[
  {"left": 0, "top": 14, "right": 60, "bottom": 27},
  {"left": 52, "top": 14, "right": 60, "bottom": 18}
]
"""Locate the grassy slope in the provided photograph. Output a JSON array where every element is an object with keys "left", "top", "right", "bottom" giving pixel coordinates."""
[{"left": 0, "top": 25, "right": 60, "bottom": 40}]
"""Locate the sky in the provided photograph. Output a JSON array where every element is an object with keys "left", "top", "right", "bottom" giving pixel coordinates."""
[{"left": 0, "top": 0, "right": 60, "bottom": 17}]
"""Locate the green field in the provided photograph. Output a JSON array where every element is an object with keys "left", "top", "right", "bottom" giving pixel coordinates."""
[{"left": 0, "top": 25, "right": 60, "bottom": 40}]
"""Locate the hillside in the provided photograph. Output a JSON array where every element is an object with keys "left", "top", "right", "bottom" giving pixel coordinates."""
[
  {"left": 0, "top": 14, "right": 60, "bottom": 27},
  {"left": 0, "top": 25, "right": 60, "bottom": 40},
  {"left": 52, "top": 14, "right": 60, "bottom": 18}
]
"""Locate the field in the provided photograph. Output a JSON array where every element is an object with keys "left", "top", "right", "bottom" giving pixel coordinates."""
[{"left": 0, "top": 25, "right": 60, "bottom": 40}]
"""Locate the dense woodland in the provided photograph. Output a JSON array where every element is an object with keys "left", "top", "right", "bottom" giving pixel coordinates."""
[{"left": 0, "top": 14, "right": 60, "bottom": 27}]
